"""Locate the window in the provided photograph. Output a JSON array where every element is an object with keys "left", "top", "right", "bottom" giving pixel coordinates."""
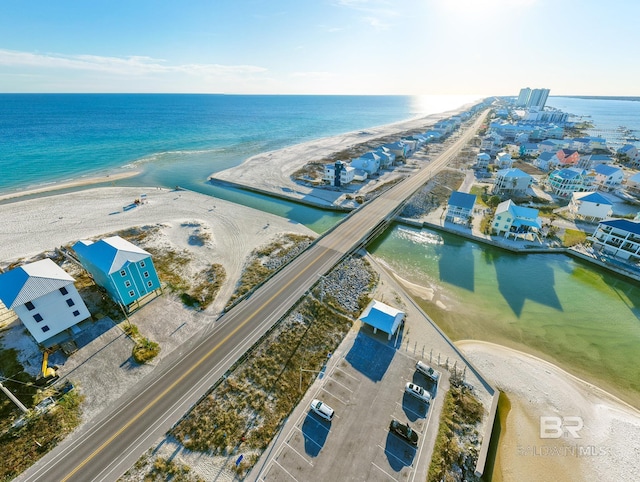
[
  {"left": 66, "top": 298, "right": 75, "bottom": 307},
  {"left": 59, "top": 286, "right": 68, "bottom": 295},
  {"left": 125, "top": 280, "right": 131, "bottom": 288},
  {"left": 73, "top": 310, "right": 80, "bottom": 317},
  {"left": 140, "top": 260, "right": 146, "bottom": 268},
  {"left": 25, "top": 301, "right": 35, "bottom": 311},
  {"left": 42, "top": 325, "right": 50, "bottom": 333},
  {"left": 33, "top": 313, "right": 43, "bottom": 323},
  {"left": 147, "top": 281, "right": 153, "bottom": 287},
  {"left": 128, "top": 290, "right": 135, "bottom": 297},
  {"left": 143, "top": 271, "right": 149, "bottom": 278},
  {"left": 120, "top": 270, "right": 127, "bottom": 277}
]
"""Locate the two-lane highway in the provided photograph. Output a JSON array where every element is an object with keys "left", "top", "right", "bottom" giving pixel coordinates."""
[{"left": 20, "top": 109, "right": 487, "bottom": 482}]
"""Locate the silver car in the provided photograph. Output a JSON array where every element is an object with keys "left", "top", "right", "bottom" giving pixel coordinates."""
[{"left": 405, "top": 382, "right": 431, "bottom": 403}]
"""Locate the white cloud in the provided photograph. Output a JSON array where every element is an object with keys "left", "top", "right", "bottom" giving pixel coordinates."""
[{"left": 0, "top": 49, "right": 266, "bottom": 78}]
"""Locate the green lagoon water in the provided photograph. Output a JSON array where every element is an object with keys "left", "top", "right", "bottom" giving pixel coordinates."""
[{"left": 368, "top": 224, "right": 640, "bottom": 407}]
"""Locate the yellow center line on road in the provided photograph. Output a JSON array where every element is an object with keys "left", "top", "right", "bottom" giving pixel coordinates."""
[{"left": 61, "top": 247, "right": 328, "bottom": 482}]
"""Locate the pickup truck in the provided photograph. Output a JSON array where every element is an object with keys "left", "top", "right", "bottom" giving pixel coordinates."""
[{"left": 415, "top": 360, "right": 439, "bottom": 384}]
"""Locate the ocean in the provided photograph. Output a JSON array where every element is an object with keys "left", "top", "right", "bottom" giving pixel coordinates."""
[{"left": 0, "top": 94, "right": 479, "bottom": 196}]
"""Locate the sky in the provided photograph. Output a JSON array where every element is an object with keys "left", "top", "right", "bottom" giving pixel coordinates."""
[{"left": 1, "top": 0, "right": 639, "bottom": 96}]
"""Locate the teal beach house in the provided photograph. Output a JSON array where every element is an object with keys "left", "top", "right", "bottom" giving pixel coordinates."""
[{"left": 72, "top": 236, "right": 161, "bottom": 310}]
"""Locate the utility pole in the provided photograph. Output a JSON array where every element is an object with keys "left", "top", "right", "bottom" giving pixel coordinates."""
[{"left": 0, "top": 381, "right": 29, "bottom": 413}]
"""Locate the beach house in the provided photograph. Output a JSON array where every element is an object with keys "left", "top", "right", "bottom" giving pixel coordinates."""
[
  {"left": 324, "top": 161, "right": 355, "bottom": 187},
  {"left": 592, "top": 164, "right": 623, "bottom": 192},
  {"left": 350, "top": 153, "right": 381, "bottom": 175},
  {"left": 548, "top": 167, "right": 595, "bottom": 197},
  {"left": 617, "top": 144, "right": 640, "bottom": 167},
  {"left": 556, "top": 149, "right": 580, "bottom": 166},
  {"left": 495, "top": 152, "right": 514, "bottom": 169},
  {"left": 568, "top": 192, "right": 613, "bottom": 222},
  {"left": 492, "top": 168, "right": 532, "bottom": 195},
  {"left": 590, "top": 219, "right": 640, "bottom": 263},
  {"left": 476, "top": 152, "right": 491, "bottom": 170},
  {"left": 534, "top": 151, "right": 560, "bottom": 171},
  {"left": 73, "top": 236, "right": 161, "bottom": 309},
  {"left": 0, "top": 258, "right": 91, "bottom": 345},
  {"left": 626, "top": 172, "right": 640, "bottom": 195},
  {"left": 578, "top": 154, "right": 613, "bottom": 169},
  {"left": 445, "top": 191, "right": 476, "bottom": 225},
  {"left": 491, "top": 200, "right": 542, "bottom": 241}
]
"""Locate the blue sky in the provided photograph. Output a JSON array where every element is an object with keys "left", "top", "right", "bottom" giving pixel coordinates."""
[{"left": 1, "top": 0, "right": 639, "bottom": 95}]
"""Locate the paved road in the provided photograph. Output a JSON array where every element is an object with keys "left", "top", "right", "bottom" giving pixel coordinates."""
[{"left": 20, "top": 109, "right": 487, "bottom": 482}]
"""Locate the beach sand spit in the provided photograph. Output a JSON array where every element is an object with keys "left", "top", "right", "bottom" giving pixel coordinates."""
[{"left": 458, "top": 340, "right": 640, "bottom": 482}]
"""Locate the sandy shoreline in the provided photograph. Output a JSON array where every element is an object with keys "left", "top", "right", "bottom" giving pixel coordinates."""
[
  {"left": 209, "top": 103, "right": 474, "bottom": 207},
  {"left": 0, "top": 170, "right": 140, "bottom": 203},
  {"left": 457, "top": 340, "right": 640, "bottom": 482}
]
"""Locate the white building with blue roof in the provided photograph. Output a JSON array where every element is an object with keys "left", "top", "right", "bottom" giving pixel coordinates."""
[
  {"left": 73, "top": 236, "right": 161, "bottom": 309},
  {"left": 492, "top": 200, "right": 542, "bottom": 241},
  {"left": 591, "top": 219, "right": 640, "bottom": 262},
  {"left": 548, "top": 167, "right": 595, "bottom": 197},
  {"left": 0, "top": 258, "right": 90, "bottom": 344},
  {"left": 358, "top": 300, "right": 405, "bottom": 340},
  {"left": 445, "top": 191, "right": 476, "bottom": 225},
  {"left": 592, "top": 164, "right": 623, "bottom": 191},
  {"left": 569, "top": 192, "right": 613, "bottom": 222}
]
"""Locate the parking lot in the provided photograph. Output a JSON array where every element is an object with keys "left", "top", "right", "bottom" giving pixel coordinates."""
[{"left": 250, "top": 328, "right": 447, "bottom": 482}]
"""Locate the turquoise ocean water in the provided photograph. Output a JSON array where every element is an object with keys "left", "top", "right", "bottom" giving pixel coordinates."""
[{"left": 0, "top": 94, "right": 479, "bottom": 196}]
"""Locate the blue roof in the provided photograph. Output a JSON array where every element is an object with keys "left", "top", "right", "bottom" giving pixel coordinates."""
[
  {"left": 575, "top": 192, "right": 612, "bottom": 205},
  {"left": 447, "top": 191, "right": 476, "bottom": 210},
  {"left": 359, "top": 300, "right": 405, "bottom": 334},
  {"left": 599, "top": 219, "right": 640, "bottom": 236},
  {"left": 73, "top": 236, "right": 151, "bottom": 275},
  {"left": 594, "top": 164, "right": 621, "bottom": 176},
  {"left": 538, "top": 152, "right": 555, "bottom": 161}
]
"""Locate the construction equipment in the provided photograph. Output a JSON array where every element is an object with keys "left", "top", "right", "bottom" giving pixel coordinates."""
[{"left": 35, "top": 351, "right": 59, "bottom": 386}]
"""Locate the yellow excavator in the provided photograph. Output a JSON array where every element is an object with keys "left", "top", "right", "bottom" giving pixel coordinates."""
[{"left": 36, "top": 351, "right": 59, "bottom": 386}]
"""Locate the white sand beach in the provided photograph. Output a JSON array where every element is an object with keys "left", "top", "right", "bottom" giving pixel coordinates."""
[
  {"left": 209, "top": 104, "right": 472, "bottom": 207},
  {"left": 458, "top": 340, "right": 640, "bottom": 482},
  {"left": 0, "top": 170, "right": 140, "bottom": 202},
  {"left": 0, "top": 186, "right": 316, "bottom": 319}
]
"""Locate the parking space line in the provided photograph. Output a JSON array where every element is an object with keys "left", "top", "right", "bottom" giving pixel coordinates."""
[
  {"left": 371, "top": 461, "right": 400, "bottom": 481},
  {"left": 303, "top": 416, "right": 332, "bottom": 434},
  {"left": 320, "top": 386, "right": 348, "bottom": 405},
  {"left": 328, "top": 376, "right": 354, "bottom": 393},
  {"left": 333, "top": 366, "right": 359, "bottom": 381},
  {"left": 396, "top": 400, "right": 427, "bottom": 420},
  {"left": 272, "top": 459, "right": 299, "bottom": 482},
  {"left": 283, "top": 440, "right": 314, "bottom": 467},
  {"left": 378, "top": 443, "right": 415, "bottom": 467}
]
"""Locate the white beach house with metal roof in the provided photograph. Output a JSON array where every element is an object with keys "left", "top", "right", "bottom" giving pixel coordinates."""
[
  {"left": 590, "top": 219, "right": 640, "bottom": 263},
  {"left": 0, "top": 258, "right": 90, "bottom": 344},
  {"left": 568, "top": 192, "right": 613, "bottom": 222}
]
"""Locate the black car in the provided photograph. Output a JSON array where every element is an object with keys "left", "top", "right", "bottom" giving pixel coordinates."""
[{"left": 389, "top": 419, "right": 418, "bottom": 446}]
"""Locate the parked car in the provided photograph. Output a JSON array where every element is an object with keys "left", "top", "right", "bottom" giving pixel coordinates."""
[
  {"left": 310, "top": 399, "right": 334, "bottom": 421},
  {"left": 389, "top": 419, "right": 418, "bottom": 446},
  {"left": 405, "top": 382, "right": 431, "bottom": 403},
  {"left": 34, "top": 396, "right": 55, "bottom": 414},
  {"left": 416, "top": 360, "right": 439, "bottom": 384}
]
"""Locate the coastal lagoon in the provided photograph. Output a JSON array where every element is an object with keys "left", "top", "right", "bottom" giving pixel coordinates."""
[{"left": 368, "top": 224, "right": 640, "bottom": 408}]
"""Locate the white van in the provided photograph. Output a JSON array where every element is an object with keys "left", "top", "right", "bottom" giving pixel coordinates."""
[{"left": 310, "top": 399, "right": 334, "bottom": 421}]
